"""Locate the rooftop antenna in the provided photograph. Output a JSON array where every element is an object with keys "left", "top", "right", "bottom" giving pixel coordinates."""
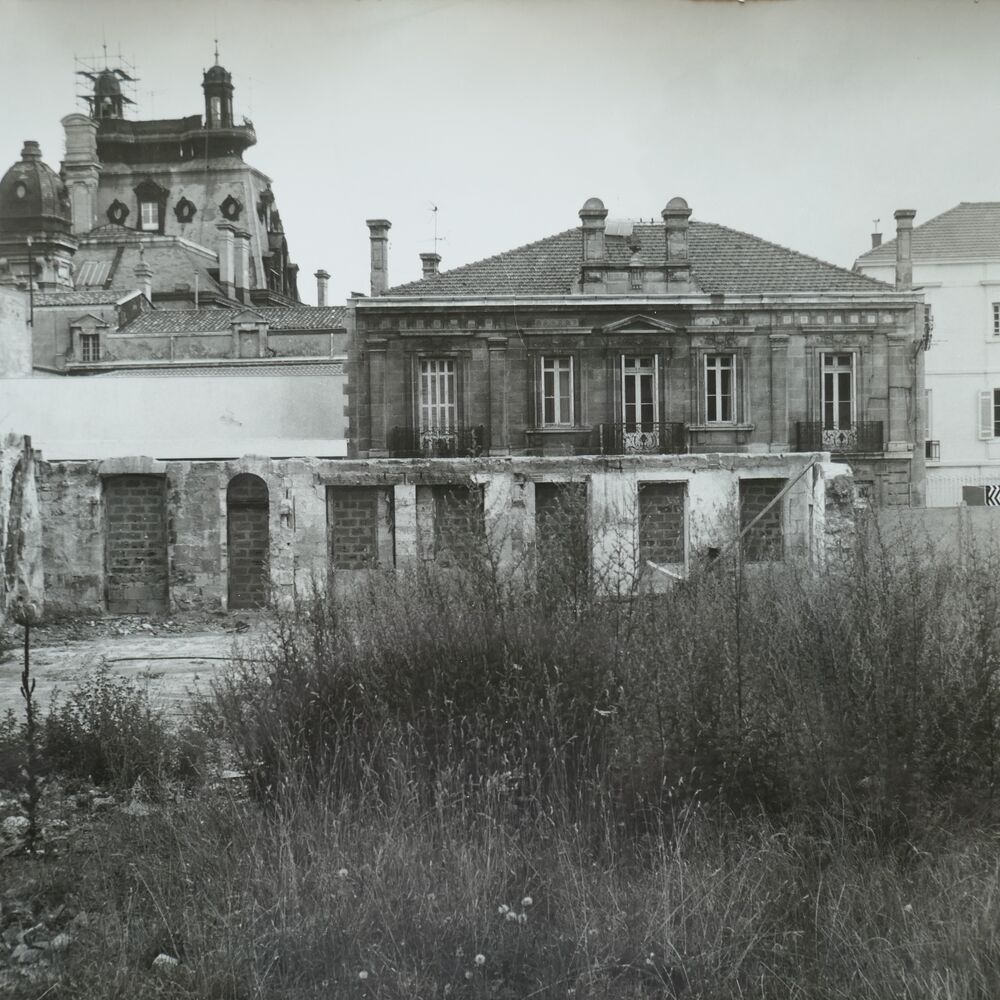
[
  {"left": 214, "top": 38, "right": 220, "bottom": 65},
  {"left": 427, "top": 203, "right": 447, "bottom": 253},
  {"left": 873, "top": 217, "right": 880, "bottom": 234}
]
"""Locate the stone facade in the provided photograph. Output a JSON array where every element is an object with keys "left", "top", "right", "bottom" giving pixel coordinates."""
[
  {"left": 31, "top": 452, "right": 853, "bottom": 615},
  {"left": 347, "top": 198, "right": 927, "bottom": 508}
]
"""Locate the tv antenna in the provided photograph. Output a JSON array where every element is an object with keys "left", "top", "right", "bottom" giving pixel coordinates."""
[{"left": 427, "top": 203, "right": 447, "bottom": 253}]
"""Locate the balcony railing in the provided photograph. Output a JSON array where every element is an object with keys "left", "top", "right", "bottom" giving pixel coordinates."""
[
  {"left": 596, "top": 422, "right": 687, "bottom": 456},
  {"left": 387, "top": 425, "right": 489, "bottom": 459},
  {"left": 795, "top": 421, "right": 884, "bottom": 453}
]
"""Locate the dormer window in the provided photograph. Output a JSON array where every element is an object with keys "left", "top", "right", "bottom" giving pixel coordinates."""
[
  {"left": 140, "top": 200, "right": 159, "bottom": 231},
  {"left": 133, "top": 178, "right": 168, "bottom": 235},
  {"left": 80, "top": 333, "right": 100, "bottom": 363}
]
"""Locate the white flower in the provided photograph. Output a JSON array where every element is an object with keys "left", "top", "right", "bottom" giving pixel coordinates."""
[
  {"left": 337, "top": 868, "right": 349, "bottom": 879},
  {"left": 474, "top": 953, "right": 486, "bottom": 966},
  {"left": 358, "top": 970, "right": 369, "bottom": 980},
  {"left": 498, "top": 904, "right": 510, "bottom": 915},
  {"left": 521, "top": 895, "right": 533, "bottom": 908},
  {"left": 505, "top": 910, "right": 518, "bottom": 922},
  {"left": 903, "top": 903, "right": 914, "bottom": 914},
  {"left": 517, "top": 912, "right": 528, "bottom": 925},
  {"left": 465, "top": 971, "right": 473, "bottom": 981}
]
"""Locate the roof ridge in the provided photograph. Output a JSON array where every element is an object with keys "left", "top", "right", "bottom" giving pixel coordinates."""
[
  {"left": 855, "top": 202, "right": 973, "bottom": 260},
  {"left": 693, "top": 219, "right": 890, "bottom": 289},
  {"left": 388, "top": 227, "right": 580, "bottom": 293}
]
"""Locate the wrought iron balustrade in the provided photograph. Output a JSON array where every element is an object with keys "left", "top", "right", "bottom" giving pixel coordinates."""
[
  {"left": 795, "top": 421, "right": 884, "bottom": 453},
  {"left": 387, "top": 425, "right": 489, "bottom": 458},
  {"left": 596, "top": 422, "right": 687, "bottom": 456}
]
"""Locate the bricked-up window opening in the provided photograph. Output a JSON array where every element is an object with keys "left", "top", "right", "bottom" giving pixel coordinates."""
[
  {"left": 739, "top": 478, "right": 785, "bottom": 562},
  {"left": 622, "top": 356, "right": 657, "bottom": 431},
  {"left": 994, "top": 389, "right": 1000, "bottom": 439},
  {"left": 638, "top": 482, "right": 686, "bottom": 565},
  {"left": 994, "top": 303, "right": 1000, "bottom": 337},
  {"left": 103, "top": 475, "right": 169, "bottom": 614},
  {"left": 433, "top": 484, "right": 485, "bottom": 567},
  {"left": 542, "top": 356, "right": 574, "bottom": 426},
  {"left": 226, "top": 474, "right": 270, "bottom": 609},
  {"left": 80, "top": 333, "right": 100, "bottom": 363},
  {"left": 705, "top": 354, "right": 735, "bottom": 423},
  {"left": 534, "top": 482, "right": 589, "bottom": 594},
  {"left": 328, "top": 486, "right": 381, "bottom": 569}
]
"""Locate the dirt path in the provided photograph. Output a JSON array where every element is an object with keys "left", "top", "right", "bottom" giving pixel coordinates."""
[{"left": 0, "top": 622, "right": 271, "bottom": 720}]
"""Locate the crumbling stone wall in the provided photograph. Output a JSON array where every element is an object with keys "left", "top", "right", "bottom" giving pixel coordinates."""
[{"left": 0, "top": 434, "right": 43, "bottom": 625}]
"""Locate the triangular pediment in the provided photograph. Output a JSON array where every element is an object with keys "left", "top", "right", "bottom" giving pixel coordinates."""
[
  {"left": 598, "top": 314, "right": 683, "bottom": 335},
  {"left": 68, "top": 313, "right": 110, "bottom": 329},
  {"left": 231, "top": 307, "right": 265, "bottom": 325}
]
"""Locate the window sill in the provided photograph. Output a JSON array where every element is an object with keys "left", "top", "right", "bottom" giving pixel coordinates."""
[
  {"left": 687, "top": 423, "right": 755, "bottom": 432},
  {"left": 527, "top": 426, "right": 592, "bottom": 435}
]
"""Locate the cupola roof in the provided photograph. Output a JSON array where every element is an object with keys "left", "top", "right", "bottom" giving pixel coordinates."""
[{"left": 0, "top": 141, "right": 71, "bottom": 236}]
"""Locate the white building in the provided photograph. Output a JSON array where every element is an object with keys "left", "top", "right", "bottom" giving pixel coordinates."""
[{"left": 855, "top": 203, "right": 1000, "bottom": 506}]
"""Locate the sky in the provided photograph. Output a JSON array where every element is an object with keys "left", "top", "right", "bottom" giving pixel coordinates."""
[{"left": 1, "top": 0, "right": 999, "bottom": 306}]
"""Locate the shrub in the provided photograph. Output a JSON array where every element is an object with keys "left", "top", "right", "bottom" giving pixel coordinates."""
[{"left": 43, "top": 662, "right": 206, "bottom": 792}]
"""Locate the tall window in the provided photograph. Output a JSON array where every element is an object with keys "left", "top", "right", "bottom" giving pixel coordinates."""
[
  {"left": 80, "top": 333, "right": 100, "bottom": 363},
  {"left": 139, "top": 200, "right": 159, "bottom": 232},
  {"left": 704, "top": 354, "right": 735, "bottom": 423},
  {"left": 542, "top": 356, "right": 573, "bottom": 426},
  {"left": 210, "top": 96, "right": 222, "bottom": 126},
  {"left": 419, "top": 359, "right": 456, "bottom": 432},
  {"left": 994, "top": 388, "right": 1000, "bottom": 439},
  {"left": 821, "top": 353, "right": 855, "bottom": 431},
  {"left": 993, "top": 303, "right": 1000, "bottom": 337},
  {"left": 622, "top": 356, "right": 656, "bottom": 430}
]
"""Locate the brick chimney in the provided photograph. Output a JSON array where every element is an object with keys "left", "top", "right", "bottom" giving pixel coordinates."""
[
  {"left": 419, "top": 252, "right": 441, "bottom": 279},
  {"left": 579, "top": 197, "right": 608, "bottom": 261},
  {"left": 234, "top": 230, "right": 251, "bottom": 302},
  {"left": 366, "top": 219, "right": 391, "bottom": 296},
  {"left": 871, "top": 232, "right": 882, "bottom": 249},
  {"left": 662, "top": 197, "right": 692, "bottom": 293},
  {"left": 894, "top": 209, "right": 916, "bottom": 291},
  {"left": 133, "top": 250, "right": 153, "bottom": 302},
  {"left": 315, "top": 269, "right": 330, "bottom": 306},
  {"left": 215, "top": 223, "right": 235, "bottom": 298}
]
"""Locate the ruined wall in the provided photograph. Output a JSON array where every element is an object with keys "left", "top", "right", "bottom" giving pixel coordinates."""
[{"left": 0, "top": 434, "right": 43, "bottom": 625}]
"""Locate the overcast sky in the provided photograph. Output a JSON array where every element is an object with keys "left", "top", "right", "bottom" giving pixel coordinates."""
[{"left": 1, "top": 0, "right": 998, "bottom": 305}]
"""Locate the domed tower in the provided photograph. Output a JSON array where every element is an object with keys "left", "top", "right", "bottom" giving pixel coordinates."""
[
  {"left": 203, "top": 61, "right": 234, "bottom": 128},
  {"left": 0, "top": 141, "right": 77, "bottom": 289}
]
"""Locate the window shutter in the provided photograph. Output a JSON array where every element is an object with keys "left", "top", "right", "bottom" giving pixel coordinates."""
[{"left": 978, "top": 390, "right": 994, "bottom": 440}]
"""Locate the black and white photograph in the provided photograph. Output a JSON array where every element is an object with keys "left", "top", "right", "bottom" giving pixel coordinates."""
[{"left": 2, "top": 0, "right": 1000, "bottom": 995}]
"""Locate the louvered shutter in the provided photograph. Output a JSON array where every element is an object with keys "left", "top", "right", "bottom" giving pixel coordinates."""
[{"left": 978, "top": 390, "right": 994, "bottom": 440}]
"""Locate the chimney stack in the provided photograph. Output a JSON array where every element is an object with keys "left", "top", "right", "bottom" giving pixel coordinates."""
[
  {"left": 366, "top": 219, "right": 391, "bottom": 296},
  {"left": 60, "top": 114, "right": 101, "bottom": 236},
  {"left": 419, "top": 252, "right": 441, "bottom": 279},
  {"left": 662, "top": 196, "right": 693, "bottom": 293},
  {"left": 134, "top": 251, "right": 153, "bottom": 302},
  {"left": 234, "top": 230, "right": 251, "bottom": 302},
  {"left": 315, "top": 269, "right": 330, "bottom": 306},
  {"left": 579, "top": 197, "right": 608, "bottom": 261},
  {"left": 894, "top": 209, "right": 916, "bottom": 291},
  {"left": 871, "top": 232, "right": 882, "bottom": 249},
  {"left": 216, "top": 223, "right": 235, "bottom": 299}
]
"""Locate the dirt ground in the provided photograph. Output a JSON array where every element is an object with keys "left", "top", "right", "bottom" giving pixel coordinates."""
[{"left": 0, "top": 612, "right": 273, "bottom": 720}]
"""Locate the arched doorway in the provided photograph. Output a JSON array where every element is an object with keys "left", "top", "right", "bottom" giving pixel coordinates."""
[{"left": 227, "top": 474, "right": 270, "bottom": 609}]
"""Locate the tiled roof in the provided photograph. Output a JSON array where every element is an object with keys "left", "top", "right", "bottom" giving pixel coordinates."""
[
  {"left": 385, "top": 220, "right": 889, "bottom": 297},
  {"left": 856, "top": 203, "right": 1000, "bottom": 265},
  {"left": 120, "top": 305, "right": 346, "bottom": 336},
  {"left": 35, "top": 289, "right": 137, "bottom": 307},
  {"left": 73, "top": 240, "right": 221, "bottom": 297},
  {"left": 94, "top": 361, "right": 344, "bottom": 378}
]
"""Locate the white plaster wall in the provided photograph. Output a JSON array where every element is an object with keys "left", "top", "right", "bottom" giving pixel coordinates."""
[
  {"left": 861, "top": 258, "right": 1000, "bottom": 500},
  {"left": 0, "top": 373, "right": 347, "bottom": 460}
]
